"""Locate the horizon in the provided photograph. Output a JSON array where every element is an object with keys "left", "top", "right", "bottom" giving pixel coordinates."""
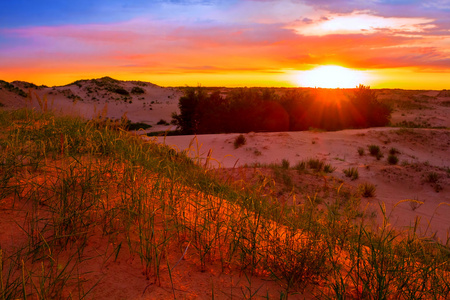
[
  {"left": 1, "top": 0, "right": 449, "bottom": 89},
  {"left": 2, "top": 75, "right": 449, "bottom": 91}
]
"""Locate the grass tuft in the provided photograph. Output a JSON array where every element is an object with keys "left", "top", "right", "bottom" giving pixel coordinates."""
[
  {"left": 343, "top": 167, "right": 359, "bottom": 180},
  {"left": 358, "top": 182, "right": 376, "bottom": 197},
  {"left": 234, "top": 134, "right": 247, "bottom": 149},
  {"left": 387, "top": 154, "right": 399, "bottom": 165}
]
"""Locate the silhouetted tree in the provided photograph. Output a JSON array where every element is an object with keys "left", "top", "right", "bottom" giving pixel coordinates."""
[{"left": 171, "top": 87, "right": 207, "bottom": 134}]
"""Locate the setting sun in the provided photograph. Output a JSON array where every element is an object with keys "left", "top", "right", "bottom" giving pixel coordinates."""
[{"left": 297, "top": 65, "right": 370, "bottom": 88}]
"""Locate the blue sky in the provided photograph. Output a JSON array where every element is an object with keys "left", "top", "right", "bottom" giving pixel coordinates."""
[{"left": 1, "top": 0, "right": 449, "bottom": 88}]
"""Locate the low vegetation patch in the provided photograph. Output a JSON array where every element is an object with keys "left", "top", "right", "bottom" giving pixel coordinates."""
[
  {"left": 387, "top": 154, "right": 399, "bottom": 165},
  {"left": 233, "top": 134, "right": 247, "bottom": 149},
  {"left": 358, "top": 182, "right": 376, "bottom": 197},
  {"left": 368, "top": 144, "right": 381, "bottom": 156},
  {"left": 343, "top": 167, "right": 359, "bottom": 180}
]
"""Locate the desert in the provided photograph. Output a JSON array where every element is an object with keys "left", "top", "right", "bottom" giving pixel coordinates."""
[{"left": 1, "top": 77, "right": 449, "bottom": 299}]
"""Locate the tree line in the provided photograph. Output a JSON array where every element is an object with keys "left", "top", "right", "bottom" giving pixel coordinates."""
[{"left": 171, "top": 85, "right": 391, "bottom": 134}]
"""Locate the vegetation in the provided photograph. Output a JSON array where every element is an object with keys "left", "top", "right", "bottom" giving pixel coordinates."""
[
  {"left": 233, "top": 134, "right": 247, "bottom": 149},
  {"left": 358, "top": 182, "right": 377, "bottom": 197},
  {"left": 126, "top": 121, "right": 152, "bottom": 131},
  {"left": 0, "top": 80, "right": 27, "bottom": 97},
  {"left": 1, "top": 108, "right": 449, "bottom": 299},
  {"left": 172, "top": 85, "right": 391, "bottom": 134},
  {"left": 131, "top": 86, "right": 145, "bottom": 94},
  {"left": 343, "top": 167, "right": 359, "bottom": 180},
  {"left": 368, "top": 144, "right": 381, "bottom": 156},
  {"left": 357, "top": 147, "right": 365, "bottom": 156},
  {"left": 387, "top": 154, "right": 399, "bottom": 165}
]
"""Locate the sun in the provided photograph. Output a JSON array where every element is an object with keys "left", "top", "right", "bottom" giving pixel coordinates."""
[{"left": 297, "top": 65, "right": 369, "bottom": 88}]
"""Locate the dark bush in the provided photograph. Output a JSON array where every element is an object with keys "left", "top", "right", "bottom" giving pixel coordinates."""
[
  {"left": 113, "top": 88, "right": 129, "bottom": 96},
  {"left": 387, "top": 155, "right": 399, "bottom": 165},
  {"left": 172, "top": 85, "right": 392, "bottom": 135},
  {"left": 234, "top": 134, "right": 246, "bottom": 149},
  {"left": 131, "top": 87, "right": 145, "bottom": 94}
]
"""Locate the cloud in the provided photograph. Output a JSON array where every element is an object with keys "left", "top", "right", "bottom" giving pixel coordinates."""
[{"left": 287, "top": 11, "right": 436, "bottom": 36}]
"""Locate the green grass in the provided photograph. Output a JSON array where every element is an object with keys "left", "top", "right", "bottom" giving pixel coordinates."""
[{"left": 1, "top": 108, "right": 449, "bottom": 299}]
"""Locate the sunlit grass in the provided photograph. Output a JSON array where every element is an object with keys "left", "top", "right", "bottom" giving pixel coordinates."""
[{"left": 1, "top": 108, "right": 449, "bottom": 298}]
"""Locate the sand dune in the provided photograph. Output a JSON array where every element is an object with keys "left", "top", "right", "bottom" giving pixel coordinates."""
[{"left": 1, "top": 78, "right": 449, "bottom": 241}]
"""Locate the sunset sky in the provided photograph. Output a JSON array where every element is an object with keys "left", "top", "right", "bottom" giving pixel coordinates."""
[{"left": 1, "top": 0, "right": 449, "bottom": 89}]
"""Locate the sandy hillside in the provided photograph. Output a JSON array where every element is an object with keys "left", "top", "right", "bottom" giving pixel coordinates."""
[{"left": 1, "top": 77, "right": 182, "bottom": 131}]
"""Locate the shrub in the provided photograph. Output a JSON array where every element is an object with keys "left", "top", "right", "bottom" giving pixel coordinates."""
[
  {"left": 281, "top": 159, "right": 290, "bottom": 169},
  {"left": 343, "top": 167, "right": 359, "bottom": 180},
  {"left": 323, "top": 164, "right": 336, "bottom": 173},
  {"left": 234, "top": 134, "right": 246, "bottom": 149},
  {"left": 113, "top": 87, "right": 130, "bottom": 96},
  {"left": 308, "top": 158, "right": 324, "bottom": 172},
  {"left": 358, "top": 182, "right": 376, "bottom": 197},
  {"left": 357, "top": 147, "right": 365, "bottom": 156},
  {"left": 294, "top": 161, "right": 306, "bottom": 172},
  {"left": 126, "top": 122, "right": 152, "bottom": 131},
  {"left": 131, "top": 86, "right": 145, "bottom": 94},
  {"left": 368, "top": 145, "right": 380, "bottom": 156},
  {"left": 389, "top": 147, "right": 400, "bottom": 155},
  {"left": 426, "top": 172, "right": 439, "bottom": 183},
  {"left": 157, "top": 119, "right": 169, "bottom": 125},
  {"left": 387, "top": 155, "right": 398, "bottom": 165}
]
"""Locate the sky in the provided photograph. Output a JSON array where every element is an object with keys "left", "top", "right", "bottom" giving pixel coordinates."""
[{"left": 0, "top": 0, "right": 449, "bottom": 89}]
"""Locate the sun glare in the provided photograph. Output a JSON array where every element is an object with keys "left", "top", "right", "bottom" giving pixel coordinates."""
[{"left": 298, "top": 65, "right": 369, "bottom": 88}]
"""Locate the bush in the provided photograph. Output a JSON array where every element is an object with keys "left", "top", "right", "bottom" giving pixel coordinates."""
[
  {"left": 307, "top": 158, "right": 324, "bottom": 172},
  {"left": 343, "top": 167, "right": 359, "bottom": 180},
  {"left": 294, "top": 161, "right": 306, "bottom": 172},
  {"left": 323, "top": 164, "right": 336, "bottom": 173},
  {"left": 357, "top": 147, "right": 365, "bottom": 156},
  {"left": 126, "top": 122, "right": 152, "bottom": 131},
  {"left": 368, "top": 145, "right": 380, "bottom": 156},
  {"left": 376, "top": 152, "right": 384, "bottom": 160},
  {"left": 157, "top": 119, "right": 169, "bottom": 125},
  {"left": 234, "top": 134, "right": 246, "bottom": 149},
  {"left": 358, "top": 182, "right": 376, "bottom": 197},
  {"left": 389, "top": 147, "right": 400, "bottom": 155},
  {"left": 281, "top": 159, "right": 290, "bottom": 169},
  {"left": 426, "top": 172, "right": 439, "bottom": 183},
  {"left": 387, "top": 155, "right": 398, "bottom": 165},
  {"left": 131, "top": 87, "right": 145, "bottom": 94},
  {"left": 113, "top": 87, "right": 130, "bottom": 96}
]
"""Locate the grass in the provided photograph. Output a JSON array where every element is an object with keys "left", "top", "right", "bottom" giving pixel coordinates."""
[
  {"left": 368, "top": 144, "right": 381, "bottom": 156},
  {"left": 1, "top": 108, "right": 450, "bottom": 299},
  {"left": 357, "top": 147, "right": 365, "bottom": 156},
  {"left": 426, "top": 172, "right": 439, "bottom": 183},
  {"left": 343, "top": 167, "right": 359, "bottom": 180},
  {"left": 387, "top": 154, "right": 399, "bottom": 165},
  {"left": 234, "top": 134, "right": 246, "bottom": 149},
  {"left": 358, "top": 182, "right": 376, "bottom": 197}
]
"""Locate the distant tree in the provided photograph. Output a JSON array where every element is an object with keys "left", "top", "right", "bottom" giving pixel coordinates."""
[
  {"left": 349, "top": 84, "right": 391, "bottom": 127},
  {"left": 171, "top": 86, "right": 207, "bottom": 134}
]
